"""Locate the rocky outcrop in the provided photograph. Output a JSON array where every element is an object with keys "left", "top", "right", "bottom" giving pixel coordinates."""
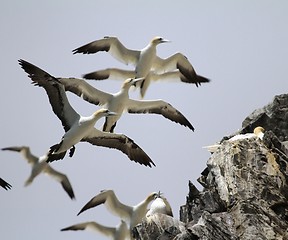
[{"left": 134, "top": 94, "right": 288, "bottom": 240}]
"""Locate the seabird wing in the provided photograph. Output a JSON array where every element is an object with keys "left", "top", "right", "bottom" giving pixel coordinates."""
[
  {"left": 0, "top": 178, "right": 12, "bottom": 190},
  {"left": 44, "top": 165, "right": 75, "bottom": 199},
  {"left": 61, "top": 221, "right": 116, "bottom": 237},
  {"left": 82, "top": 129, "right": 155, "bottom": 167},
  {"left": 153, "top": 54, "right": 210, "bottom": 85},
  {"left": 161, "top": 197, "right": 174, "bottom": 217},
  {"left": 127, "top": 99, "right": 194, "bottom": 131},
  {"left": 72, "top": 36, "right": 140, "bottom": 65},
  {"left": 83, "top": 68, "right": 136, "bottom": 81},
  {"left": 1, "top": 146, "right": 38, "bottom": 164},
  {"left": 18, "top": 60, "right": 80, "bottom": 132},
  {"left": 150, "top": 70, "right": 210, "bottom": 85},
  {"left": 78, "top": 190, "right": 132, "bottom": 221},
  {"left": 24, "top": 160, "right": 48, "bottom": 186},
  {"left": 59, "top": 77, "right": 111, "bottom": 106}
]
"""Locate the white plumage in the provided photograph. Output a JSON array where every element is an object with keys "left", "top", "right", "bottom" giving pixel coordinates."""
[
  {"left": 77, "top": 190, "right": 158, "bottom": 235},
  {"left": 2, "top": 146, "right": 75, "bottom": 199},
  {"left": 73, "top": 36, "right": 210, "bottom": 97},
  {"left": 59, "top": 77, "right": 194, "bottom": 132},
  {"left": 19, "top": 59, "right": 155, "bottom": 167},
  {"left": 61, "top": 219, "right": 129, "bottom": 240}
]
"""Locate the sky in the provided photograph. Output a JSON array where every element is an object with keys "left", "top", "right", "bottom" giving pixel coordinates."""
[{"left": 1, "top": 1, "right": 288, "bottom": 239}]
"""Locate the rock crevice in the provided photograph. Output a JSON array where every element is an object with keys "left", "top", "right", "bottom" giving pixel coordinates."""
[{"left": 134, "top": 94, "right": 288, "bottom": 240}]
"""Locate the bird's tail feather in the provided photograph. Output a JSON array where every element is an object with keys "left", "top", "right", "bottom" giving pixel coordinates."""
[{"left": 46, "top": 143, "right": 67, "bottom": 162}]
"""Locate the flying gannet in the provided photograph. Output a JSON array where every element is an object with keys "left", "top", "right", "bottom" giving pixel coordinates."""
[
  {"left": 146, "top": 192, "right": 173, "bottom": 217},
  {"left": 2, "top": 146, "right": 75, "bottom": 199},
  {"left": 18, "top": 59, "right": 155, "bottom": 167},
  {"left": 203, "top": 126, "right": 265, "bottom": 153},
  {"left": 0, "top": 178, "right": 12, "bottom": 190},
  {"left": 73, "top": 36, "right": 210, "bottom": 98},
  {"left": 77, "top": 190, "right": 158, "bottom": 234},
  {"left": 59, "top": 76, "right": 194, "bottom": 132},
  {"left": 61, "top": 219, "right": 129, "bottom": 240}
]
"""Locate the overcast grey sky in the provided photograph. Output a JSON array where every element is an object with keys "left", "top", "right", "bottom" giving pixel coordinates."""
[{"left": 1, "top": 1, "right": 288, "bottom": 239}]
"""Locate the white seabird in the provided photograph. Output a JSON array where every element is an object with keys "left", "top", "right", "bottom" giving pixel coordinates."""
[
  {"left": 73, "top": 36, "right": 210, "bottom": 98},
  {"left": 2, "top": 146, "right": 75, "bottom": 199},
  {"left": 59, "top": 76, "right": 194, "bottom": 132},
  {"left": 0, "top": 177, "right": 12, "bottom": 190},
  {"left": 77, "top": 189, "right": 158, "bottom": 234},
  {"left": 146, "top": 192, "right": 173, "bottom": 217},
  {"left": 61, "top": 219, "right": 129, "bottom": 240},
  {"left": 18, "top": 59, "right": 155, "bottom": 167},
  {"left": 203, "top": 126, "right": 265, "bottom": 153}
]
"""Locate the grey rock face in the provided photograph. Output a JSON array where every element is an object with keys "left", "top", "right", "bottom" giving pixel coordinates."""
[{"left": 134, "top": 94, "right": 288, "bottom": 240}]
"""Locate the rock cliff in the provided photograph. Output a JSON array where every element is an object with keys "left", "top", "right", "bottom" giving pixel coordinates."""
[{"left": 133, "top": 94, "right": 288, "bottom": 240}]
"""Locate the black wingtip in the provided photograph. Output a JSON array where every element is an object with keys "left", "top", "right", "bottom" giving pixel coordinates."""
[
  {"left": 76, "top": 209, "right": 83, "bottom": 216},
  {"left": 72, "top": 48, "right": 79, "bottom": 55},
  {"left": 197, "top": 75, "right": 211, "bottom": 83},
  {"left": 70, "top": 194, "right": 76, "bottom": 200},
  {"left": 82, "top": 72, "right": 97, "bottom": 80},
  {"left": 76, "top": 203, "right": 90, "bottom": 216},
  {"left": 0, "top": 178, "right": 12, "bottom": 190},
  {"left": 149, "top": 160, "right": 156, "bottom": 168}
]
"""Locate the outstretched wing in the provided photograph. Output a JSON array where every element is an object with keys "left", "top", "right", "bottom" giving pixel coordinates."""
[
  {"left": 73, "top": 36, "right": 140, "bottom": 65},
  {"left": 19, "top": 59, "right": 80, "bottom": 132},
  {"left": 77, "top": 189, "right": 132, "bottom": 221},
  {"left": 127, "top": 99, "right": 194, "bottom": 131},
  {"left": 153, "top": 53, "right": 210, "bottom": 85},
  {"left": 59, "top": 77, "right": 111, "bottom": 106},
  {"left": 82, "top": 129, "right": 155, "bottom": 167},
  {"left": 45, "top": 165, "right": 75, "bottom": 199},
  {"left": 61, "top": 221, "right": 116, "bottom": 237},
  {"left": 1, "top": 146, "right": 38, "bottom": 164},
  {"left": 83, "top": 68, "right": 136, "bottom": 81}
]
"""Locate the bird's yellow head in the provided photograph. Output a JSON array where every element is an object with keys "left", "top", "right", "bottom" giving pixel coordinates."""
[
  {"left": 122, "top": 77, "right": 144, "bottom": 88},
  {"left": 147, "top": 192, "right": 159, "bottom": 202},
  {"left": 151, "top": 36, "right": 170, "bottom": 45},
  {"left": 253, "top": 126, "right": 265, "bottom": 136}
]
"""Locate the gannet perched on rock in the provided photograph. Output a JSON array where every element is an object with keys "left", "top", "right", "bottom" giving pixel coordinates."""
[
  {"left": 73, "top": 36, "right": 210, "bottom": 98},
  {"left": 77, "top": 190, "right": 158, "bottom": 234},
  {"left": 2, "top": 146, "right": 75, "bottom": 199},
  {"left": 146, "top": 192, "right": 173, "bottom": 217},
  {"left": 19, "top": 60, "right": 155, "bottom": 167},
  {"left": 61, "top": 219, "right": 129, "bottom": 240},
  {"left": 203, "top": 126, "right": 265, "bottom": 153},
  {"left": 59, "top": 76, "right": 194, "bottom": 132},
  {"left": 0, "top": 178, "right": 12, "bottom": 190}
]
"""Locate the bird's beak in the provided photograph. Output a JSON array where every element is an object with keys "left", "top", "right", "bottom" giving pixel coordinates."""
[
  {"left": 132, "top": 77, "right": 145, "bottom": 86},
  {"left": 107, "top": 111, "right": 117, "bottom": 116},
  {"left": 161, "top": 39, "right": 170, "bottom": 43},
  {"left": 157, "top": 191, "right": 163, "bottom": 198}
]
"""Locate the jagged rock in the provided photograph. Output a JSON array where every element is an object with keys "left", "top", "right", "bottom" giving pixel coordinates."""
[
  {"left": 135, "top": 94, "right": 288, "bottom": 240},
  {"left": 132, "top": 213, "right": 190, "bottom": 240},
  {"left": 242, "top": 93, "right": 288, "bottom": 141}
]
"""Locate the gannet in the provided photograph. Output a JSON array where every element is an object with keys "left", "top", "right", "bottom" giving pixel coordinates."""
[
  {"left": 203, "top": 126, "right": 265, "bottom": 153},
  {"left": 146, "top": 192, "right": 173, "bottom": 217},
  {"left": 61, "top": 219, "right": 129, "bottom": 240},
  {"left": 77, "top": 190, "right": 158, "bottom": 233},
  {"left": 83, "top": 68, "right": 209, "bottom": 98},
  {"left": 18, "top": 59, "right": 155, "bottom": 167},
  {"left": 2, "top": 146, "right": 75, "bottom": 199},
  {"left": 59, "top": 76, "right": 194, "bottom": 132},
  {"left": 73, "top": 36, "right": 210, "bottom": 98},
  {"left": 0, "top": 178, "right": 12, "bottom": 190}
]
